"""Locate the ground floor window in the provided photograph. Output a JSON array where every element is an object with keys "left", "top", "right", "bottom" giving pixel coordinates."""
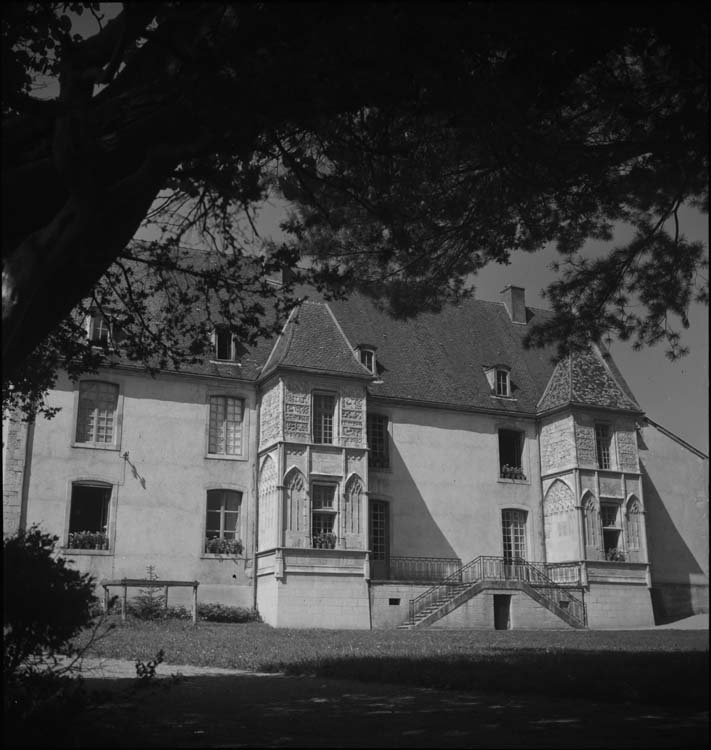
[
  {"left": 312, "top": 483, "right": 337, "bottom": 548},
  {"left": 205, "top": 489, "right": 242, "bottom": 554},
  {"left": 67, "top": 483, "right": 111, "bottom": 550},
  {"left": 502, "top": 509, "right": 527, "bottom": 562}
]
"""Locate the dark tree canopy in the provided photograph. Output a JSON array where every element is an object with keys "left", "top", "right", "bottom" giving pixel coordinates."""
[{"left": 2, "top": 2, "right": 708, "bottom": 418}]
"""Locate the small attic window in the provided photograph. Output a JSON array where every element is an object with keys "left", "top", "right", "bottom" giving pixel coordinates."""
[
  {"left": 496, "top": 369, "right": 510, "bottom": 397},
  {"left": 484, "top": 365, "right": 513, "bottom": 398},
  {"left": 357, "top": 346, "right": 376, "bottom": 374},
  {"left": 214, "top": 327, "right": 237, "bottom": 361}
]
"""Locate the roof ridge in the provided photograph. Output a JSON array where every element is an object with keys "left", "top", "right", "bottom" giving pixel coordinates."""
[
  {"left": 323, "top": 302, "right": 373, "bottom": 377},
  {"left": 260, "top": 304, "right": 300, "bottom": 375}
]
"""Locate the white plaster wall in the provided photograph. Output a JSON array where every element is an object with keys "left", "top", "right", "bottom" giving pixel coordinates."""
[
  {"left": 368, "top": 405, "right": 544, "bottom": 565},
  {"left": 23, "top": 369, "right": 258, "bottom": 602}
]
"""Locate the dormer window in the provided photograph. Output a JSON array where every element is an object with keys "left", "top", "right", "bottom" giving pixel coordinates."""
[
  {"left": 484, "top": 365, "right": 512, "bottom": 398},
  {"left": 496, "top": 369, "right": 510, "bottom": 397},
  {"left": 86, "top": 310, "right": 120, "bottom": 348},
  {"left": 357, "top": 345, "right": 376, "bottom": 374},
  {"left": 214, "top": 327, "right": 237, "bottom": 361}
]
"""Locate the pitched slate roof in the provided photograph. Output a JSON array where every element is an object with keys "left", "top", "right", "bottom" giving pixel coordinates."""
[
  {"left": 537, "top": 346, "right": 641, "bottom": 413},
  {"left": 260, "top": 300, "right": 372, "bottom": 379},
  {"left": 326, "top": 295, "right": 560, "bottom": 414}
]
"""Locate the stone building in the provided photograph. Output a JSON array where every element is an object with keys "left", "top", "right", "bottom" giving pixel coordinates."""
[{"left": 3, "top": 285, "right": 708, "bottom": 629}]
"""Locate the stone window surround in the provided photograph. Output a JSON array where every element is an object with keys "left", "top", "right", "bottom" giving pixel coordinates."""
[
  {"left": 205, "top": 392, "right": 249, "bottom": 461},
  {"left": 71, "top": 378, "right": 124, "bottom": 451},
  {"left": 201, "top": 484, "right": 245, "bottom": 558},
  {"left": 312, "top": 390, "right": 339, "bottom": 445},
  {"left": 61, "top": 477, "right": 116, "bottom": 555}
]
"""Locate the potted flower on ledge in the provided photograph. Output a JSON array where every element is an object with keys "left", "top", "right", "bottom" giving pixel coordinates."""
[
  {"left": 500, "top": 464, "right": 527, "bottom": 480},
  {"left": 605, "top": 547, "right": 626, "bottom": 562},
  {"left": 205, "top": 537, "right": 243, "bottom": 555},
  {"left": 312, "top": 532, "right": 337, "bottom": 549},
  {"left": 67, "top": 530, "right": 109, "bottom": 550}
]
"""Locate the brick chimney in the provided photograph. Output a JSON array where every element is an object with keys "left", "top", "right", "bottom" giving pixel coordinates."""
[{"left": 500, "top": 285, "right": 527, "bottom": 324}]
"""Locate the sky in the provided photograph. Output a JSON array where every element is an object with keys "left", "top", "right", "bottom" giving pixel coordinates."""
[{"left": 255, "top": 199, "right": 709, "bottom": 454}]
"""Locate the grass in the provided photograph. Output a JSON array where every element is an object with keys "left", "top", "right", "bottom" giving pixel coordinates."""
[{"left": 80, "top": 617, "right": 709, "bottom": 708}]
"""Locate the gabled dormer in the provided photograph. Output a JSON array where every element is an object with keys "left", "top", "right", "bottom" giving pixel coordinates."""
[
  {"left": 483, "top": 364, "right": 513, "bottom": 398},
  {"left": 355, "top": 344, "right": 377, "bottom": 375}
]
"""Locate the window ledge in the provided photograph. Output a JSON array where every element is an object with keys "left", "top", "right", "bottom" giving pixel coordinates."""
[
  {"left": 490, "top": 395, "right": 518, "bottom": 402},
  {"left": 208, "top": 359, "right": 242, "bottom": 365},
  {"left": 497, "top": 477, "right": 530, "bottom": 485},
  {"left": 71, "top": 443, "right": 121, "bottom": 451},
  {"left": 200, "top": 554, "right": 243, "bottom": 560},
  {"left": 61, "top": 548, "right": 113, "bottom": 556},
  {"left": 205, "top": 453, "right": 247, "bottom": 462}
]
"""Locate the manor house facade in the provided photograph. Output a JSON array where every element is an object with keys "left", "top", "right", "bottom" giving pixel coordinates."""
[{"left": 3, "top": 285, "right": 708, "bottom": 629}]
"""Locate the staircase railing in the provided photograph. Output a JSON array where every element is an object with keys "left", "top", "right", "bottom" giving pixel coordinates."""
[{"left": 407, "top": 556, "right": 586, "bottom": 627}]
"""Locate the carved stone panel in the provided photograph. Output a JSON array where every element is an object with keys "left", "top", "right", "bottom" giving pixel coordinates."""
[
  {"left": 341, "top": 386, "right": 366, "bottom": 447},
  {"left": 543, "top": 480, "right": 578, "bottom": 563},
  {"left": 600, "top": 474, "right": 624, "bottom": 498},
  {"left": 617, "top": 426, "right": 639, "bottom": 472},
  {"left": 575, "top": 419, "right": 597, "bottom": 467},
  {"left": 284, "top": 468, "right": 310, "bottom": 548},
  {"left": 259, "top": 381, "right": 282, "bottom": 449},
  {"left": 540, "top": 416, "right": 576, "bottom": 474},
  {"left": 283, "top": 377, "right": 311, "bottom": 442},
  {"left": 311, "top": 448, "right": 343, "bottom": 476},
  {"left": 258, "top": 455, "right": 278, "bottom": 550}
]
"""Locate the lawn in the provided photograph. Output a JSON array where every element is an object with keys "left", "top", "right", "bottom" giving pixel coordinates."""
[{"left": 81, "top": 618, "right": 709, "bottom": 708}]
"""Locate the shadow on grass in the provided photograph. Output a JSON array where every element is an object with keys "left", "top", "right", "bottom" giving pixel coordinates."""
[{"left": 269, "top": 650, "right": 709, "bottom": 709}]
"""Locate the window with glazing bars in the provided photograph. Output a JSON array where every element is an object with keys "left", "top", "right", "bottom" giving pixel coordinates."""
[
  {"left": 311, "top": 484, "right": 336, "bottom": 546},
  {"left": 208, "top": 396, "right": 243, "bottom": 454},
  {"left": 312, "top": 394, "right": 335, "bottom": 444},
  {"left": 367, "top": 413, "right": 389, "bottom": 468},
  {"left": 496, "top": 369, "right": 510, "bottom": 396},
  {"left": 502, "top": 509, "right": 527, "bottom": 562},
  {"left": 369, "top": 500, "right": 388, "bottom": 561},
  {"left": 75, "top": 381, "right": 119, "bottom": 444},
  {"left": 214, "top": 328, "right": 234, "bottom": 360},
  {"left": 205, "top": 490, "right": 242, "bottom": 547},
  {"left": 595, "top": 424, "right": 612, "bottom": 469}
]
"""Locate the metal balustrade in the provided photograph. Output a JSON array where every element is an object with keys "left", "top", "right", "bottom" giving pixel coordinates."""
[
  {"left": 387, "top": 556, "right": 462, "bottom": 581},
  {"left": 407, "top": 556, "right": 586, "bottom": 628}
]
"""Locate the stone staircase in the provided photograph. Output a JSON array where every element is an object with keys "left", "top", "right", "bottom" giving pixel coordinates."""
[{"left": 398, "top": 556, "right": 587, "bottom": 630}]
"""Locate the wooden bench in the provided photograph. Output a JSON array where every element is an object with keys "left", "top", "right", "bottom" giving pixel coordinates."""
[{"left": 100, "top": 578, "right": 200, "bottom": 625}]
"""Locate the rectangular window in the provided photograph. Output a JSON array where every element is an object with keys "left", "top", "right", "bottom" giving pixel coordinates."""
[
  {"left": 498, "top": 429, "right": 526, "bottom": 479},
  {"left": 496, "top": 370, "right": 510, "bottom": 397},
  {"left": 601, "top": 502, "right": 622, "bottom": 559},
  {"left": 67, "top": 483, "right": 111, "bottom": 550},
  {"left": 312, "top": 483, "right": 336, "bottom": 548},
  {"left": 208, "top": 396, "right": 243, "bottom": 455},
  {"left": 75, "top": 381, "right": 119, "bottom": 445},
  {"left": 367, "top": 413, "right": 389, "bottom": 469},
  {"left": 595, "top": 424, "right": 612, "bottom": 469},
  {"left": 89, "top": 314, "right": 111, "bottom": 345},
  {"left": 502, "top": 509, "right": 527, "bottom": 562},
  {"left": 215, "top": 328, "right": 235, "bottom": 361},
  {"left": 312, "top": 394, "right": 336, "bottom": 444},
  {"left": 205, "top": 489, "right": 242, "bottom": 553},
  {"left": 359, "top": 348, "right": 375, "bottom": 373}
]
